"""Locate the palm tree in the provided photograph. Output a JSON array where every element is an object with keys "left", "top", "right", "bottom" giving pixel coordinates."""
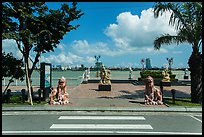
[{"left": 153, "top": 2, "right": 202, "bottom": 103}]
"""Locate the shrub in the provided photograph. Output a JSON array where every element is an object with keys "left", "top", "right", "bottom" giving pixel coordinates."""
[{"left": 139, "top": 70, "right": 176, "bottom": 81}]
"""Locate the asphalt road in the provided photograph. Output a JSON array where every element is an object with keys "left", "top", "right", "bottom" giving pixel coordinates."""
[{"left": 2, "top": 111, "right": 202, "bottom": 135}]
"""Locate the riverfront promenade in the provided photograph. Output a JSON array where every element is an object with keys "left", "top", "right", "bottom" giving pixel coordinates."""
[{"left": 2, "top": 82, "right": 201, "bottom": 112}]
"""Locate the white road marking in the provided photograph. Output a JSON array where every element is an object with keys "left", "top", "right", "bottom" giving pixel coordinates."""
[
  {"left": 50, "top": 124, "right": 153, "bottom": 129},
  {"left": 2, "top": 130, "right": 202, "bottom": 135},
  {"left": 193, "top": 114, "right": 202, "bottom": 117},
  {"left": 58, "top": 116, "right": 145, "bottom": 120},
  {"left": 190, "top": 115, "right": 202, "bottom": 123}
]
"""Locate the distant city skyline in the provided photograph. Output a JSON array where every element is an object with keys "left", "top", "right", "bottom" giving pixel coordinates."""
[{"left": 2, "top": 2, "right": 202, "bottom": 69}]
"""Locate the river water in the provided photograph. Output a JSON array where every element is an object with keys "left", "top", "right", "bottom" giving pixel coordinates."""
[{"left": 2, "top": 70, "right": 190, "bottom": 87}]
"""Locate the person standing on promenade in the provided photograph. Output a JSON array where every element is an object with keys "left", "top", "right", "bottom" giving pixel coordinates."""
[{"left": 50, "top": 76, "right": 69, "bottom": 105}]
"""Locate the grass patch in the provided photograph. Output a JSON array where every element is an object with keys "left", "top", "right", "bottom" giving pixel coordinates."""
[
  {"left": 2, "top": 94, "right": 48, "bottom": 106},
  {"left": 2, "top": 101, "right": 48, "bottom": 106},
  {"left": 164, "top": 97, "right": 202, "bottom": 106}
]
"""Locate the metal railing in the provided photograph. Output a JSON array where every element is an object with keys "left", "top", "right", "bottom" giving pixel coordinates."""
[{"left": 2, "top": 77, "right": 82, "bottom": 87}]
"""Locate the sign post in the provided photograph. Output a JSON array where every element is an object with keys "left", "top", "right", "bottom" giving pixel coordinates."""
[{"left": 40, "top": 62, "right": 52, "bottom": 101}]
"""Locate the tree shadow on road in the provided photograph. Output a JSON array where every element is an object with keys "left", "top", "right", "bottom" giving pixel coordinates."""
[{"left": 163, "top": 89, "right": 191, "bottom": 98}]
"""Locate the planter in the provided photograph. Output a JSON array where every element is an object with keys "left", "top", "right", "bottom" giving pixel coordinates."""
[{"left": 139, "top": 70, "right": 177, "bottom": 86}]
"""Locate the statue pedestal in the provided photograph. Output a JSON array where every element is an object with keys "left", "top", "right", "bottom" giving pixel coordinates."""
[
  {"left": 161, "top": 81, "right": 171, "bottom": 86},
  {"left": 160, "top": 81, "right": 171, "bottom": 102},
  {"left": 98, "top": 84, "right": 111, "bottom": 91},
  {"left": 82, "top": 81, "right": 88, "bottom": 84},
  {"left": 184, "top": 76, "right": 189, "bottom": 79}
]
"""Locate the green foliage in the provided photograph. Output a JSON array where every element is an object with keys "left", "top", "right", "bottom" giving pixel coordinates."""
[
  {"left": 153, "top": 2, "right": 202, "bottom": 50},
  {"left": 2, "top": 2, "right": 84, "bottom": 54},
  {"left": 2, "top": 2, "right": 84, "bottom": 105},
  {"left": 164, "top": 97, "right": 202, "bottom": 106},
  {"left": 2, "top": 95, "right": 47, "bottom": 105},
  {"left": 2, "top": 2, "right": 84, "bottom": 75},
  {"left": 140, "top": 70, "right": 175, "bottom": 79},
  {"left": 153, "top": 2, "right": 202, "bottom": 103},
  {"left": 140, "top": 70, "right": 162, "bottom": 79},
  {"left": 2, "top": 52, "right": 25, "bottom": 80},
  {"left": 10, "top": 95, "right": 22, "bottom": 103}
]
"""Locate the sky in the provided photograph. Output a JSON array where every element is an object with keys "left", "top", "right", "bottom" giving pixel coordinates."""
[{"left": 2, "top": 2, "right": 202, "bottom": 69}]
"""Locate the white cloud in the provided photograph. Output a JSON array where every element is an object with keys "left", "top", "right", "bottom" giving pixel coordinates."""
[
  {"left": 40, "top": 51, "right": 97, "bottom": 67},
  {"left": 40, "top": 52, "right": 83, "bottom": 65},
  {"left": 104, "top": 8, "right": 177, "bottom": 52},
  {"left": 86, "top": 56, "right": 96, "bottom": 64},
  {"left": 2, "top": 39, "right": 23, "bottom": 59},
  {"left": 71, "top": 40, "right": 123, "bottom": 56},
  {"left": 57, "top": 43, "right": 65, "bottom": 51},
  {"left": 2, "top": 8, "right": 185, "bottom": 68},
  {"left": 172, "top": 51, "right": 183, "bottom": 54}
]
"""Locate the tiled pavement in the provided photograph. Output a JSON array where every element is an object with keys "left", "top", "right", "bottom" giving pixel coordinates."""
[
  {"left": 64, "top": 83, "right": 191, "bottom": 108},
  {"left": 2, "top": 83, "right": 191, "bottom": 108},
  {"left": 2, "top": 83, "right": 202, "bottom": 113}
]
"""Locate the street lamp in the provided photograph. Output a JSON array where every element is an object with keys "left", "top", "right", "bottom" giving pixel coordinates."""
[
  {"left": 141, "top": 58, "right": 145, "bottom": 70},
  {"left": 94, "top": 55, "right": 101, "bottom": 77},
  {"left": 94, "top": 55, "right": 100, "bottom": 63}
]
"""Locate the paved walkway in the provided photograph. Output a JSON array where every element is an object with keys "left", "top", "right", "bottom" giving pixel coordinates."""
[
  {"left": 67, "top": 83, "right": 191, "bottom": 107},
  {"left": 2, "top": 83, "right": 202, "bottom": 112}
]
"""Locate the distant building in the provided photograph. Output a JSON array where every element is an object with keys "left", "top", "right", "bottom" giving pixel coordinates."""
[{"left": 146, "top": 58, "right": 152, "bottom": 69}]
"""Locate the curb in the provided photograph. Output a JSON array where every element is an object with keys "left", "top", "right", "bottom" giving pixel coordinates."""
[{"left": 2, "top": 106, "right": 202, "bottom": 113}]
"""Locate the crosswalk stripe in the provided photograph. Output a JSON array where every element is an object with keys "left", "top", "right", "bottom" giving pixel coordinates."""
[
  {"left": 58, "top": 116, "right": 145, "bottom": 120},
  {"left": 50, "top": 124, "right": 153, "bottom": 129}
]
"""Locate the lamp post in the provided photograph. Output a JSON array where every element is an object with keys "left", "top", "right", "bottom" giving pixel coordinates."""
[
  {"left": 94, "top": 55, "right": 100, "bottom": 63},
  {"left": 166, "top": 57, "right": 173, "bottom": 70},
  {"left": 141, "top": 58, "right": 145, "bottom": 71},
  {"left": 94, "top": 55, "right": 101, "bottom": 77}
]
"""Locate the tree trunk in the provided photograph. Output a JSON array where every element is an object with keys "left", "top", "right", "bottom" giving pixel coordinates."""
[
  {"left": 188, "top": 50, "right": 202, "bottom": 103},
  {"left": 25, "top": 56, "right": 33, "bottom": 105}
]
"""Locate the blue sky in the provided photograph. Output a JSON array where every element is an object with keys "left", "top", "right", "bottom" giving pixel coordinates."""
[{"left": 2, "top": 2, "right": 201, "bottom": 69}]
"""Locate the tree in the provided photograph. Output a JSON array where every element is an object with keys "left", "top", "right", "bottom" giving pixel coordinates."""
[
  {"left": 2, "top": 52, "right": 25, "bottom": 94},
  {"left": 2, "top": 2, "right": 84, "bottom": 105},
  {"left": 153, "top": 2, "right": 202, "bottom": 103}
]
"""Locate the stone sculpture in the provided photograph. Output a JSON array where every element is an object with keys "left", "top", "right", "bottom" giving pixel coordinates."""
[
  {"left": 144, "top": 76, "right": 163, "bottom": 105},
  {"left": 98, "top": 65, "right": 111, "bottom": 91},
  {"left": 99, "top": 66, "right": 111, "bottom": 85},
  {"left": 162, "top": 67, "right": 171, "bottom": 82},
  {"left": 128, "top": 67, "right": 133, "bottom": 79}
]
